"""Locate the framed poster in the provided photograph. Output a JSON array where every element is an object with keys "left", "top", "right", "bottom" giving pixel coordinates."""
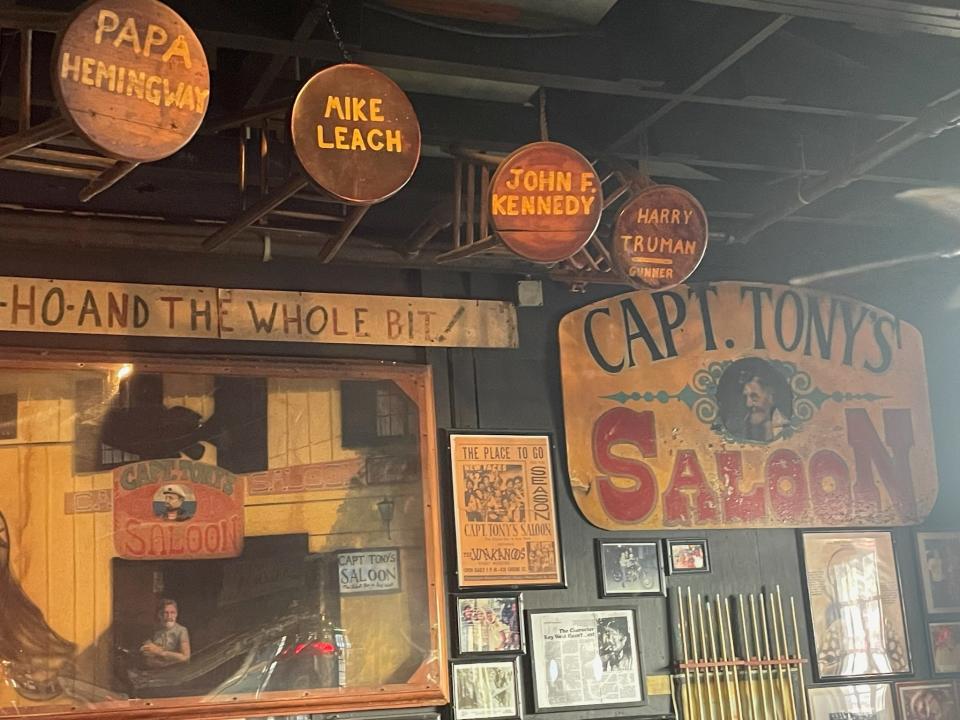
[
  {"left": 595, "top": 540, "right": 664, "bottom": 597},
  {"left": 665, "top": 538, "right": 710, "bottom": 574},
  {"left": 454, "top": 594, "right": 524, "bottom": 655},
  {"left": 0, "top": 351, "right": 447, "bottom": 720},
  {"left": 451, "top": 658, "right": 521, "bottom": 720},
  {"left": 801, "top": 531, "right": 911, "bottom": 680},
  {"left": 929, "top": 622, "right": 960, "bottom": 675},
  {"left": 896, "top": 681, "right": 959, "bottom": 720},
  {"left": 527, "top": 607, "right": 645, "bottom": 712},
  {"left": 916, "top": 532, "right": 960, "bottom": 614},
  {"left": 808, "top": 684, "right": 895, "bottom": 720},
  {"left": 448, "top": 432, "right": 563, "bottom": 588}
]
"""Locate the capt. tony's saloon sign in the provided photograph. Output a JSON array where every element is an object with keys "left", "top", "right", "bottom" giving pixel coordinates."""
[{"left": 559, "top": 282, "right": 937, "bottom": 530}]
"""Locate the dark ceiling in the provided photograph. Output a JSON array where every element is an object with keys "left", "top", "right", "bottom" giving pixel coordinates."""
[{"left": 2, "top": 0, "right": 960, "bottom": 298}]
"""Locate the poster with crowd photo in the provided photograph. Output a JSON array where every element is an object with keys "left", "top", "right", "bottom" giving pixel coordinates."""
[
  {"left": 450, "top": 433, "right": 563, "bottom": 588},
  {"left": 527, "top": 608, "right": 644, "bottom": 712}
]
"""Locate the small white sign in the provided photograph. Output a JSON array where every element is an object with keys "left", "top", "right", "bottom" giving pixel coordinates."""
[{"left": 338, "top": 548, "right": 401, "bottom": 594}]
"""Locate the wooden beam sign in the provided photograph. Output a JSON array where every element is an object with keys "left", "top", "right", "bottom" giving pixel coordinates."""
[
  {"left": 290, "top": 63, "right": 421, "bottom": 204},
  {"left": 54, "top": 0, "right": 210, "bottom": 162},
  {"left": 613, "top": 185, "right": 708, "bottom": 290},
  {"left": 0, "top": 276, "right": 518, "bottom": 348},
  {"left": 489, "top": 141, "right": 602, "bottom": 263}
]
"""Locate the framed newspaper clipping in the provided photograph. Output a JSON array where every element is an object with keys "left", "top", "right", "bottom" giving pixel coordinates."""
[
  {"left": 527, "top": 607, "right": 645, "bottom": 712},
  {"left": 447, "top": 432, "right": 564, "bottom": 589}
]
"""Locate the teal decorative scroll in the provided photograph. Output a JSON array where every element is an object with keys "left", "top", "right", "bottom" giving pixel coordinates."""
[{"left": 601, "top": 360, "right": 889, "bottom": 442}]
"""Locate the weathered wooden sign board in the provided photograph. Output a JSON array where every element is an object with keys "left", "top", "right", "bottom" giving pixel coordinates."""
[
  {"left": 559, "top": 282, "right": 938, "bottom": 530},
  {"left": 113, "top": 459, "right": 244, "bottom": 559},
  {"left": 0, "top": 276, "right": 517, "bottom": 347},
  {"left": 613, "top": 185, "right": 708, "bottom": 290},
  {"left": 290, "top": 63, "right": 421, "bottom": 204},
  {"left": 54, "top": 0, "right": 210, "bottom": 162},
  {"left": 489, "top": 141, "right": 602, "bottom": 263}
]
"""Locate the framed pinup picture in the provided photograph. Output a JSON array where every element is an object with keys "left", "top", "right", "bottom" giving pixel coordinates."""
[
  {"left": 447, "top": 431, "right": 564, "bottom": 589},
  {"left": 527, "top": 607, "right": 645, "bottom": 712},
  {"left": 808, "top": 684, "right": 895, "bottom": 720},
  {"left": 451, "top": 658, "right": 521, "bottom": 720},
  {"left": 916, "top": 532, "right": 960, "bottom": 614},
  {"left": 800, "top": 531, "right": 911, "bottom": 680},
  {"left": 665, "top": 539, "right": 710, "bottom": 574},
  {"left": 454, "top": 594, "right": 524, "bottom": 655},
  {"left": 897, "top": 681, "right": 959, "bottom": 720},
  {"left": 929, "top": 622, "right": 960, "bottom": 675},
  {"left": 596, "top": 540, "right": 664, "bottom": 597}
]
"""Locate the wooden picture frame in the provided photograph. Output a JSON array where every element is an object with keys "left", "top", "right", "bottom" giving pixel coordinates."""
[
  {"left": 451, "top": 658, "right": 522, "bottom": 720},
  {"left": 446, "top": 431, "right": 564, "bottom": 589},
  {"left": 665, "top": 538, "right": 710, "bottom": 574},
  {"left": 896, "top": 680, "right": 960, "bottom": 720},
  {"left": 453, "top": 594, "right": 525, "bottom": 655},
  {"left": 595, "top": 540, "right": 664, "bottom": 597},
  {"left": 800, "top": 530, "right": 912, "bottom": 681},
  {"left": 0, "top": 350, "right": 448, "bottom": 720},
  {"left": 916, "top": 531, "right": 960, "bottom": 614},
  {"left": 808, "top": 683, "right": 895, "bottom": 720},
  {"left": 527, "top": 607, "right": 645, "bottom": 712}
]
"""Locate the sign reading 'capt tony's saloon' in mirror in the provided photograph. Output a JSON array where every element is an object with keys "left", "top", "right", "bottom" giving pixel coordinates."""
[{"left": 559, "top": 283, "right": 937, "bottom": 530}]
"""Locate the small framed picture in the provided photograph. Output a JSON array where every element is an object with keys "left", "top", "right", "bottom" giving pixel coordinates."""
[
  {"left": 897, "top": 680, "right": 959, "bottom": 720},
  {"left": 596, "top": 540, "right": 664, "bottom": 597},
  {"left": 665, "top": 539, "right": 710, "bottom": 574},
  {"left": 808, "top": 683, "right": 895, "bottom": 720},
  {"left": 916, "top": 531, "right": 960, "bottom": 614},
  {"left": 451, "top": 658, "right": 521, "bottom": 720},
  {"left": 929, "top": 622, "right": 960, "bottom": 675},
  {"left": 454, "top": 594, "right": 524, "bottom": 655}
]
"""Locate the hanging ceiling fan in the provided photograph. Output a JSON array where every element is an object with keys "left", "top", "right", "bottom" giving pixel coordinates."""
[{"left": 789, "top": 186, "right": 960, "bottom": 287}]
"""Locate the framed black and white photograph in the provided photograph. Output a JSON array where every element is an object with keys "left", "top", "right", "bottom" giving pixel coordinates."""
[
  {"left": 454, "top": 594, "right": 524, "bottom": 655},
  {"left": 917, "top": 532, "right": 960, "bottom": 614},
  {"left": 665, "top": 539, "right": 710, "bottom": 574},
  {"left": 451, "top": 658, "right": 521, "bottom": 720},
  {"left": 808, "top": 683, "right": 895, "bottom": 720},
  {"left": 596, "top": 540, "right": 664, "bottom": 597},
  {"left": 527, "top": 607, "right": 645, "bottom": 712}
]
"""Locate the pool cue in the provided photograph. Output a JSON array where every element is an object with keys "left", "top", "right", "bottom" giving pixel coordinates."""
[
  {"left": 721, "top": 595, "right": 744, "bottom": 720},
  {"left": 790, "top": 596, "right": 810, "bottom": 720},
  {"left": 750, "top": 593, "right": 774, "bottom": 720},
  {"left": 688, "top": 586, "right": 709, "bottom": 720},
  {"left": 759, "top": 592, "right": 781, "bottom": 720},
  {"left": 767, "top": 590, "right": 793, "bottom": 720},
  {"left": 678, "top": 589, "right": 692, "bottom": 719},
  {"left": 775, "top": 587, "right": 798, "bottom": 720},
  {"left": 738, "top": 594, "right": 758, "bottom": 720},
  {"left": 706, "top": 599, "right": 728, "bottom": 720},
  {"left": 698, "top": 592, "right": 719, "bottom": 720}
]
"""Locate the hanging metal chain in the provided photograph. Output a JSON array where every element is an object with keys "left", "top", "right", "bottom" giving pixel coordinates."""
[
  {"left": 324, "top": 0, "right": 353, "bottom": 62},
  {"left": 538, "top": 88, "right": 549, "bottom": 141}
]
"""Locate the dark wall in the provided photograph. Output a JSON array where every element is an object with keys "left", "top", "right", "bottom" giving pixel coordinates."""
[{"left": 0, "top": 244, "right": 953, "bottom": 719}]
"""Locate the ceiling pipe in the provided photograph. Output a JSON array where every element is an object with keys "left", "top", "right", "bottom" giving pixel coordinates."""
[{"left": 733, "top": 92, "right": 960, "bottom": 244}]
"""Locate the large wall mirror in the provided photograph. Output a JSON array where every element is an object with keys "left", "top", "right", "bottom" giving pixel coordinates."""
[{"left": 0, "top": 352, "right": 446, "bottom": 719}]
